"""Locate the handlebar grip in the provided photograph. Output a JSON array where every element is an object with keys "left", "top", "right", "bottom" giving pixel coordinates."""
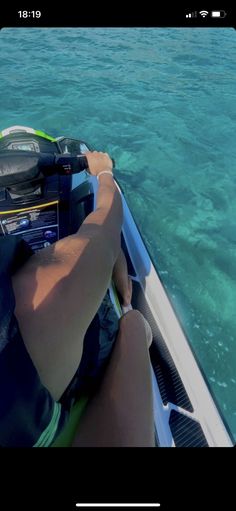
[
  {"left": 41, "top": 154, "right": 116, "bottom": 176},
  {"left": 54, "top": 154, "right": 88, "bottom": 174},
  {"left": 77, "top": 155, "right": 89, "bottom": 171}
]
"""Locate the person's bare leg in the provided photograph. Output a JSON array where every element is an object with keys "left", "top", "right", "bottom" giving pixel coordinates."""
[
  {"left": 12, "top": 230, "right": 116, "bottom": 402},
  {"left": 12, "top": 240, "right": 131, "bottom": 402},
  {"left": 72, "top": 310, "right": 155, "bottom": 447},
  {"left": 112, "top": 248, "right": 132, "bottom": 306},
  {"left": 12, "top": 242, "right": 132, "bottom": 402}
]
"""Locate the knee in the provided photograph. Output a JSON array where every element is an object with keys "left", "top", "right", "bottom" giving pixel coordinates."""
[
  {"left": 119, "top": 309, "right": 152, "bottom": 348},
  {"left": 119, "top": 309, "right": 143, "bottom": 326}
]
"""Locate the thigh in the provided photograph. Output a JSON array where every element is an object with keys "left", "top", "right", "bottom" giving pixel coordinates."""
[{"left": 12, "top": 232, "right": 113, "bottom": 402}]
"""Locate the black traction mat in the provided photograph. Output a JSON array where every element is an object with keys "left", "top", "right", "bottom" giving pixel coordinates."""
[
  {"left": 132, "top": 280, "right": 193, "bottom": 412},
  {"left": 169, "top": 410, "right": 209, "bottom": 447}
]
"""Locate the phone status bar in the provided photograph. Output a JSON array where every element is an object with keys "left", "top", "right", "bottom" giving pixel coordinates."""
[{"left": 0, "top": 7, "right": 235, "bottom": 28}]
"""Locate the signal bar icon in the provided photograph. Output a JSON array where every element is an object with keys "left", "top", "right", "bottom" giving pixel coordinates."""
[{"left": 186, "top": 11, "right": 197, "bottom": 18}]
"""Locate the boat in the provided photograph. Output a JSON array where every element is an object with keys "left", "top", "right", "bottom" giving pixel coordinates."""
[{"left": 0, "top": 125, "right": 233, "bottom": 447}]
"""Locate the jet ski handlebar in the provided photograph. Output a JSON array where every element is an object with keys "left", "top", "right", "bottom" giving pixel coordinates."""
[
  {"left": 48, "top": 154, "right": 115, "bottom": 174},
  {"left": 42, "top": 153, "right": 92, "bottom": 175},
  {"left": 0, "top": 151, "right": 115, "bottom": 187}
]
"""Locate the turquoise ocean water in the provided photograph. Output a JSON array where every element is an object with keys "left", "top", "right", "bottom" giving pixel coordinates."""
[{"left": 1, "top": 28, "right": 236, "bottom": 440}]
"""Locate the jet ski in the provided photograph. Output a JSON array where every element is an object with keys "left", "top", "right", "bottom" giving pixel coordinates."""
[{"left": 0, "top": 125, "right": 233, "bottom": 447}]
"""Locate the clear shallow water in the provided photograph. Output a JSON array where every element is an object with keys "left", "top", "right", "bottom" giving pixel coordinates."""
[{"left": 1, "top": 27, "right": 236, "bottom": 440}]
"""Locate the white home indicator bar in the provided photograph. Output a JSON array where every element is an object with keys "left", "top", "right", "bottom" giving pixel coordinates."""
[{"left": 76, "top": 505, "right": 161, "bottom": 508}]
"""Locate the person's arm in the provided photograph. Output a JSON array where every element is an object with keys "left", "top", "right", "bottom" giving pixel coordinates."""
[{"left": 80, "top": 168, "right": 123, "bottom": 264}]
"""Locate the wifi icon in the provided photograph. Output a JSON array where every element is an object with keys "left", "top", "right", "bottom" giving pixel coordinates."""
[{"left": 199, "top": 10, "right": 209, "bottom": 17}]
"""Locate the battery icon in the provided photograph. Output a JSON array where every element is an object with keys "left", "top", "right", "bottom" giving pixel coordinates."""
[{"left": 211, "top": 10, "right": 227, "bottom": 18}]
